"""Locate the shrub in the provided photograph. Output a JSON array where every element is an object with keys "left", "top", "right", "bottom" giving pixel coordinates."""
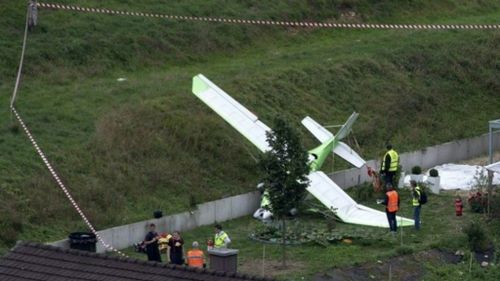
[
  {"left": 0, "top": 211, "right": 23, "bottom": 245},
  {"left": 488, "top": 195, "right": 500, "bottom": 219},
  {"left": 396, "top": 245, "right": 414, "bottom": 255},
  {"left": 355, "top": 183, "right": 374, "bottom": 202},
  {"left": 468, "top": 191, "right": 487, "bottom": 213},
  {"left": 429, "top": 168, "right": 439, "bottom": 177},
  {"left": 411, "top": 165, "right": 422, "bottom": 175},
  {"left": 463, "top": 221, "right": 489, "bottom": 252}
]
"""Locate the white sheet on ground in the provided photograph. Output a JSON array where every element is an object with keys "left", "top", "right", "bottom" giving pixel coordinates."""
[
  {"left": 403, "top": 164, "right": 500, "bottom": 190},
  {"left": 308, "top": 171, "right": 414, "bottom": 228}
]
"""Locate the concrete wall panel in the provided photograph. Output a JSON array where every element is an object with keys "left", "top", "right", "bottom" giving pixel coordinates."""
[
  {"left": 50, "top": 132, "right": 500, "bottom": 253},
  {"left": 215, "top": 197, "right": 233, "bottom": 223}
]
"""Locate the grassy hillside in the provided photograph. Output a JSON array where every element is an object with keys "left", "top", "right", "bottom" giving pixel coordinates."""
[{"left": 1, "top": 0, "right": 499, "bottom": 252}]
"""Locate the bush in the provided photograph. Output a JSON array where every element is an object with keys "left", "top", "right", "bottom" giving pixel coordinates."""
[
  {"left": 463, "top": 221, "right": 489, "bottom": 252},
  {"left": 355, "top": 183, "right": 375, "bottom": 202},
  {"left": 0, "top": 211, "right": 23, "bottom": 245},
  {"left": 468, "top": 192, "right": 487, "bottom": 213},
  {"left": 411, "top": 166, "right": 422, "bottom": 175},
  {"left": 429, "top": 168, "right": 439, "bottom": 177},
  {"left": 488, "top": 194, "right": 500, "bottom": 219},
  {"left": 396, "top": 245, "right": 414, "bottom": 255}
]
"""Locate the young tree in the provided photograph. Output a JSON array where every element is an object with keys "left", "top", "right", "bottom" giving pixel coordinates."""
[{"left": 259, "top": 117, "right": 310, "bottom": 267}]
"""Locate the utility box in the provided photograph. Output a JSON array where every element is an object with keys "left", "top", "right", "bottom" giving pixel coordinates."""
[
  {"left": 207, "top": 248, "right": 238, "bottom": 273},
  {"left": 68, "top": 232, "right": 96, "bottom": 252}
]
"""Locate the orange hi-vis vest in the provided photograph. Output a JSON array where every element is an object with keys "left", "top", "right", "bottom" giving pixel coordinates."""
[
  {"left": 186, "top": 249, "right": 204, "bottom": 268},
  {"left": 386, "top": 190, "right": 399, "bottom": 212}
]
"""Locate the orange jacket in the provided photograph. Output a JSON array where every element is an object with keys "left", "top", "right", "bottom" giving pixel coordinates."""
[
  {"left": 386, "top": 190, "right": 399, "bottom": 212},
  {"left": 186, "top": 249, "right": 204, "bottom": 268}
]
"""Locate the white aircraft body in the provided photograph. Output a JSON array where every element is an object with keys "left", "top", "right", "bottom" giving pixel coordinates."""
[{"left": 192, "top": 74, "right": 414, "bottom": 228}]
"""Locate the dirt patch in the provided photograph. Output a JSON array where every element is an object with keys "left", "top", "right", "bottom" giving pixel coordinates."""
[
  {"left": 313, "top": 249, "right": 461, "bottom": 281},
  {"left": 239, "top": 259, "right": 306, "bottom": 278}
]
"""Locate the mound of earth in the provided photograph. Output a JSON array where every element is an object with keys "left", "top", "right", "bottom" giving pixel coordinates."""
[{"left": 314, "top": 249, "right": 461, "bottom": 281}]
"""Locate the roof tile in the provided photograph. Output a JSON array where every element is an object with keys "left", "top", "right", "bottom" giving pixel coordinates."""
[{"left": 0, "top": 242, "right": 276, "bottom": 281}]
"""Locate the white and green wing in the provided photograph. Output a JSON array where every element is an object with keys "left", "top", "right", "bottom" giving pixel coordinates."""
[
  {"left": 192, "top": 74, "right": 271, "bottom": 153},
  {"left": 308, "top": 171, "right": 414, "bottom": 228}
]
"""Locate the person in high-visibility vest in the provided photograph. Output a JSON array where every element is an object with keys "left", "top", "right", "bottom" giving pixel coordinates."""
[
  {"left": 214, "top": 224, "right": 231, "bottom": 249},
  {"left": 380, "top": 144, "right": 399, "bottom": 188},
  {"left": 382, "top": 183, "right": 400, "bottom": 234},
  {"left": 186, "top": 241, "right": 205, "bottom": 268},
  {"left": 410, "top": 180, "right": 422, "bottom": 230}
]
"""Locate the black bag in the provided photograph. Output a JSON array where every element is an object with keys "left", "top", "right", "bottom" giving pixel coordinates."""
[{"left": 419, "top": 190, "right": 428, "bottom": 205}]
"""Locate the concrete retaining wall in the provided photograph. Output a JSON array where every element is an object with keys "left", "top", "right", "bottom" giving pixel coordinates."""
[
  {"left": 329, "top": 131, "right": 500, "bottom": 188},
  {"left": 50, "top": 191, "right": 260, "bottom": 253},
  {"left": 49, "top": 131, "right": 500, "bottom": 252}
]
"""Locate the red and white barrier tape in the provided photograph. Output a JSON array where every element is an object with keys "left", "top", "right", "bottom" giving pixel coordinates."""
[
  {"left": 37, "top": 2, "right": 500, "bottom": 30},
  {"left": 10, "top": 4, "right": 125, "bottom": 256},
  {"left": 10, "top": 106, "right": 127, "bottom": 257}
]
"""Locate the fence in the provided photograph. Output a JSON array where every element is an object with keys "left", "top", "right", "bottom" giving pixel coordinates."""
[{"left": 49, "top": 131, "right": 500, "bottom": 252}]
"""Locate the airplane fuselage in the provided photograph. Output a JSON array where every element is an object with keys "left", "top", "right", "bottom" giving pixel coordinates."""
[{"left": 308, "top": 136, "right": 338, "bottom": 172}]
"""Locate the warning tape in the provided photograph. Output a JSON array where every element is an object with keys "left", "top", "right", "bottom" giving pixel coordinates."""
[
  {"left": 10, "top": 106, "right": 127, "bottom": 257},
  {"left": 37, "top": 2, "right": 500, "bottom": 30},
  {"left": 9, "top": 4, "right": 126, "bottom": 256}
]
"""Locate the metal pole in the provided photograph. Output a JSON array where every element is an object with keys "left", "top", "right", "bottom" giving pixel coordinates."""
[
  {"left": 262, "top": 244, "right": 265, "bottom": 277},
  {"left": 389, "top": 264, "right": 392, "bottom": 281}
]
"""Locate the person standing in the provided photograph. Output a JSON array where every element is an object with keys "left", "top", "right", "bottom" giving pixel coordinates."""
[
  {"left": 186, "top": 241, "right": 205, "bottom": 268},
  {"left": 168, "top": 231, "right": 184, "bottom": 265},
  {"left": 380, "top": 144, "right": 399, "bottom": 188},
  {"left": 214, "top": 224, "right": 231, "bottom": 249},
  {"left": 144, "top": 223, "right": 162, "bottom": 262},
  {"left": 382, "top": 183, "right": 400, "bottom": 235},
  {"left": 410, "top": 180, "right": 422, "bottom": 230}
]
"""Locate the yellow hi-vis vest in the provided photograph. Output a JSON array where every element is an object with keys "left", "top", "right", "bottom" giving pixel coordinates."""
[
  {"left": 382, "top": 149, "right": 399, "bottom": 172},
  {"left": 261, "top": 190, "right": 271, "bottom": 208},
  {"left": 412, "top": 186, "right": 421, "bottom": 206},
  {"left": 214, "top": 231, "right": 229, "bottom": 248}
]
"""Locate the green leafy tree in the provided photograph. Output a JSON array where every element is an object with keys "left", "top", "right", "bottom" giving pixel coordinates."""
[{"left": 259, "top": 117, "right": 310, "bottom": 267}]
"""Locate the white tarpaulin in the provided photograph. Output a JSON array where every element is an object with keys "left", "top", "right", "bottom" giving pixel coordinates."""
[{"left": 406, "top": 164, "right": 500, "bottom": 190}]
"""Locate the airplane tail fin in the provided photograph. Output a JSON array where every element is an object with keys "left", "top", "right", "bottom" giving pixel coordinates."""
[
  {"left": 301, "top": 113, "right": 365, "bottom": 168},
  {"left": 335, "top": 112, "right": 359, "bottom": 141}
]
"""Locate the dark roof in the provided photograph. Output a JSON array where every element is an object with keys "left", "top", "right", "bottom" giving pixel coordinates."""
[{"left": 0, "top": 241, "right": 275, "bottom": 281}]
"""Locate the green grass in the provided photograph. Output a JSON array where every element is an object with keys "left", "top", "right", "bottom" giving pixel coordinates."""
[
  {"left": 120, "top": 188, "right": 500, "bottom": 280},
  {"left": 1, "top": 0, "right": 499, "bottom": 253}
]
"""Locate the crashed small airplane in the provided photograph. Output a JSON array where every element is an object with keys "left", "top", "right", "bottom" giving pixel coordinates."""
[{"left": 192, "top": 74, "right": 413, "bottom": 228}]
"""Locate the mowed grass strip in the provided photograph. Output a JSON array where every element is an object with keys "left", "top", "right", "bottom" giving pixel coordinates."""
[{"left": 121, "top": 189, "right": 500, "bottom": 280}]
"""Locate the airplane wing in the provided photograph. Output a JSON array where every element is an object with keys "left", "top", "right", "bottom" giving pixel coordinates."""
[
  {"left": 192, "top": 74, "right": 271, "bottom": 153},
  {"left": 334, "top": 141, "right": 366, "bottom": 168},
  {"left": 486, "top": 161, "right": 500, "bottom": 174},
  {"left": 301, "top": 116, "right": 333, "bottom": 143},
  {"left": 307, "top": 171, "right": 414, "bottom": 228}
]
